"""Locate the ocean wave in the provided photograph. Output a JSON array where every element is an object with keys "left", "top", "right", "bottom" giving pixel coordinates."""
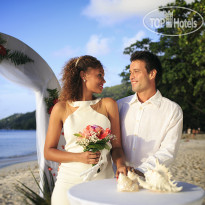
[{"left": 0, "top": 151, "right": 37, "bottom": 160}]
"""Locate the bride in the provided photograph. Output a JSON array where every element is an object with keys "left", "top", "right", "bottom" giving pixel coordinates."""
[{"left": 44, "top": 55, "right": 127, "bottom": 205}]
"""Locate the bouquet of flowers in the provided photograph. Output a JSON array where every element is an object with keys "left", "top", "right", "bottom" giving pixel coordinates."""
[{"left": 75, "top": 125, "right": 115, "bottom": 153}]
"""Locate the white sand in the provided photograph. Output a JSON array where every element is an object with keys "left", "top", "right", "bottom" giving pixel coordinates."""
[
  {"left": 0, "top": 161, "right": 39, "bottom": 205},
  {"left": 170, "top": 139, "right": 205, "bottom": 189},
  {"left": 0, "top": 139, "right": 205, "bottom": 205}
]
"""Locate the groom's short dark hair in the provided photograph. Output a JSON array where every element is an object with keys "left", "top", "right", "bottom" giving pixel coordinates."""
[{"left": 130, "top": 51, "right": 162, "bottom": 83}]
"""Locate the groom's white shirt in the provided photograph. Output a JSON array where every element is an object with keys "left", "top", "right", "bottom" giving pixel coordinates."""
[{"left": 117, "top": 90, "right": 183, "bottom": 173}]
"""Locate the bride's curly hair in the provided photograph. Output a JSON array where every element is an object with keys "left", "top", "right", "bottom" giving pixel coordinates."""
[{"left": 59, "top": 55, "right": 103, "bottom": 102}]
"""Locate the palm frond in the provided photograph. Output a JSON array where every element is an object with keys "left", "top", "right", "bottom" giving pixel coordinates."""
[
  {"left": 0, "top": 35, "right": 34, "bottom": 66},
  {"left": 42, "top": 168, "right": 55, "bottom": 200},
  {"left": 30, "top": 170, "right": 44, "bottom": 194},
  {"left": 7, "top": 50, "right": 34, "bottom": 66},
  {"left": 15, "top": 181, "right": 48, "bottom": 205},
  {"left": 15, "top": 169, "right": 55, "bottom": 205}
]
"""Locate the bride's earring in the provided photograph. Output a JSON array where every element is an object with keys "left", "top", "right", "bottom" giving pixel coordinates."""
[{"left": 83, "top": 79, "right": 86, "bottom": 82}]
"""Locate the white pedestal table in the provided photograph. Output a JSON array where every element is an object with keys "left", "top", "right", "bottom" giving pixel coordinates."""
[{"left": 68, "top": 179, "right": 205, "bottom": 205}]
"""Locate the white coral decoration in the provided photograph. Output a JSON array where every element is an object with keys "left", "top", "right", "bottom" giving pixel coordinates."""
[
  {"left": 117, "top": 171, "right": 139, "bottom": 192},
  {"left": 127, "top": 170, "right": 139, "bottom": 183},
  {"left": 138, "top": 160, "right": 183, "bottom": 192}
]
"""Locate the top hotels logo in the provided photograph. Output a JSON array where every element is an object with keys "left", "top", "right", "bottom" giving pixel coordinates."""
[{"left": 143, "top": 6, "right": 204, "bottom": 36}]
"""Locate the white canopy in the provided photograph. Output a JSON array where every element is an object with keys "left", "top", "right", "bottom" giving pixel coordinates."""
[{"left": 0, "top": 33, "right": 65, "bottom": 191}]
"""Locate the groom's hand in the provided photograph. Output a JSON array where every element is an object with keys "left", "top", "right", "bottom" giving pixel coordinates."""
[
  {"left": 133, "top": 169, "right": 145, "bottom": 178},
  {"left": 116, "top": 166, "right": 145, "bottom": 178},
  {"left": 115, "top": 165, "right": 127, "bottom": 178},
  {"left": 116, "top": 165, "right": 136, "bottom": 178}
]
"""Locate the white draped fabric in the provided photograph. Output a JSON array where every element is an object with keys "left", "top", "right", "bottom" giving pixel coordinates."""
[{"left": 0, "top": 33, "right": 65, "bottom": 191}]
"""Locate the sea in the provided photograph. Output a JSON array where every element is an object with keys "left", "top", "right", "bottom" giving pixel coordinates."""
[{"left": 0, "top": 130, "right": 37, "bottom": 169}]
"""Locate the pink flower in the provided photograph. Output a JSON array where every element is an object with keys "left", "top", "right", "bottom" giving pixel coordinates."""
[
  {"left": 92, "top": 125, "right": 102, "bottom": 133},
  {"left": 98, "top": 128, "right": 111, "bottom": 139},
  {"left": 82, "top": 127, "right": 92, "bottom": 137},
  {"left": 81, "top": 125, "right": 111, "bottom": 140},
  {"left": 75, "top": 125, "right": 115, "bottom": 155},
  {"left": 48, "top": 167, "right": 52, "bottom": 171},
  {"left": 82, "top": 125, "right": 104, "bottom": 138}
]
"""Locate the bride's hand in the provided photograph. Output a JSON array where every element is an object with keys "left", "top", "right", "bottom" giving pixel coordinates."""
[{"left": 80, "top": 151, "right": 101, "bottom": 164}]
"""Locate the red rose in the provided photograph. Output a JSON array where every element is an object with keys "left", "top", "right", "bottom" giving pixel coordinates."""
[
  {"left": 48, "top": 106, "right": 54, "bottom": 114},
  {"left": 48, "top": 167, "right": 52, "bottom": 171},
  {"left": 0, "top": 45, "right": 6, "bottom": 56},
  {"left": 53, "top": 99, "right": 58, "bottom": 104}
]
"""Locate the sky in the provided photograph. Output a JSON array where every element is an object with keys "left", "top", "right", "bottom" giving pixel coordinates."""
[{"left": 0, "top": 0, "right": 194, "bottom": 120}]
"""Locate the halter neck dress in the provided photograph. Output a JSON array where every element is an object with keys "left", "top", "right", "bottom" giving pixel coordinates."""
[{"left": 51, "top": 98, "right": 114, "bottom": 205}]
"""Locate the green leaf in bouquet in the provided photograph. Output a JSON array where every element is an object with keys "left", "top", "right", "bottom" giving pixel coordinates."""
[
  {"left": 83, "top": 147, "right": 97, "bottom": 152},
  {"left": 91, "top": 148, "right": 99, "bottom": 152},
  {"left": 97, "top": 138, "right": 109, "bottom": 144},
  {"left": 74, "top": 133, "right": 82, "bottom": 137},
  {"left": 87, "top": 143, "right": 105, "bottom": 151}
]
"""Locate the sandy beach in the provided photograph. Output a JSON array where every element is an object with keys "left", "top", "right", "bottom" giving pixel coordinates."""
[{"left": 0, "top": 136, "right": 205, "bottom": 205}]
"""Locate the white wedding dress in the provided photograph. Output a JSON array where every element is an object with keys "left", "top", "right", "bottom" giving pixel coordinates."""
[{"left": 51, "top": 98, "right": 114, "bottom": 205}]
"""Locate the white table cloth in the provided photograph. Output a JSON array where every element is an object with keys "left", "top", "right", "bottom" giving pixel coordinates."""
[{"left": 68, "top": 179, "right": 205, "bottom": 205}]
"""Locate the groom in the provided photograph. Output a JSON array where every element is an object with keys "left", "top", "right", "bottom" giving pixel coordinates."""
[{"left": 117, "top": 51, "right": 183, "bottom": 176}]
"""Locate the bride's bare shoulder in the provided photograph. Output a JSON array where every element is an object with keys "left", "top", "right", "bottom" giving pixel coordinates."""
[
  {"left": 51, "top": 101, "right": 67, "bottom": 115},
  {"left": 101, "top": 97, "right": 117, "bottom": 108},
  {"left": 102, "top": 97, "right": 116, "bottom": 104}
]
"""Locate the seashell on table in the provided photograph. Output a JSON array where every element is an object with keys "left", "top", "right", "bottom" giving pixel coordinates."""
[
  {"left": 117, "top": 159, "right": 183, "bottom": 193},
  {"left": 138, "top": 160, "right": 183, "bottom": 192}
]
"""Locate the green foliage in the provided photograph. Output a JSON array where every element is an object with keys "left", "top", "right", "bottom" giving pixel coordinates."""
[
  {"left": 119, "top": 0, "right": 205, "bottom": 130},
  {"left": 95, "top": 83, "right": 134, "bottom": 101},
  {"left": 0, "top": 111, "right": 36, "bottom": 130},
  {"left": 0, "top": 88, "right": 59, "bottom": 129},
  {"left": 44, "top": 88, "right": 59, "bottom": 114},
  {"left": 83, "top": 138, "right": 110, "bottom": 152},
  {"left": 6, "top": 50, "right": 34, "bottom": 66},
  {"left": 0, "top": 35, "right": 34, "bottom": 65},
  {"left": 15, "top": 169, "right": 55, "bottom": 205}
]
